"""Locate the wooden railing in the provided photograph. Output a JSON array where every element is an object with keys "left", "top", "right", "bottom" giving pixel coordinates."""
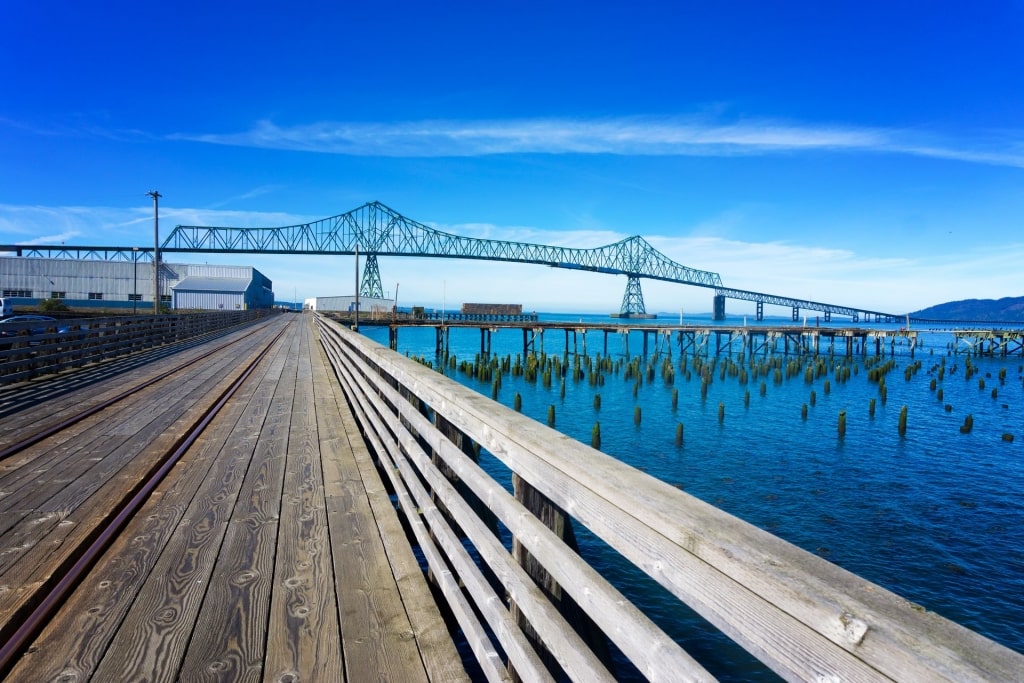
[
  {"left": 0, "top": 310, "right": 271, "bottom": 384},
  {"left": 315, "top": 313, "right": 1024, "bottom": 682}
]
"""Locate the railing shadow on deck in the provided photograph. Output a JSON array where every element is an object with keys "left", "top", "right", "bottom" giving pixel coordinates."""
[{"left": 314, "top": 312, "right": 1024, "bottom": 682}]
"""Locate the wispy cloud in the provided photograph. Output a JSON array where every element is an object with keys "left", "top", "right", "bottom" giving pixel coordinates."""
[
  {"left": 0, "top": 204, "right": 317, "bottom": 245},
  {"left": 171, "top": 116, "right": 1024, "bottom": 168},
  {"left": 205, "top": 185, "right": 285, "bottom": 210}
]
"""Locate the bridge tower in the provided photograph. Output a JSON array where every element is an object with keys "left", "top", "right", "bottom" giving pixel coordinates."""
[
  {"left": 360, "top": 254, "right": 384, "bottom": 298},
  {"left": 616, "top": 275, "right": 654, "bottom": 318}
]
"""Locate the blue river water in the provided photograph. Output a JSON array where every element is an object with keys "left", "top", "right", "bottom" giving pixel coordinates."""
[{"left": 359, "top": 312, "right": 1024, "bottom": 680}]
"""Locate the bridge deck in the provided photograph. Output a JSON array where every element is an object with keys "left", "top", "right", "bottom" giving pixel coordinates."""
[{"left": 0, "top": 314, "right": 467, "bottom": 681}]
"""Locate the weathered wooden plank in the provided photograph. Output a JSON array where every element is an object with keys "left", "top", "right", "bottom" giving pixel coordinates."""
[
  {"left": 318, "top": 341, "right": 473, "bottom": 683},
  {"left": 0, "top": 318, "right": 279, "bottom": 449},
  {"left": 313, "top": 323, "right": 448, "bottom": 683},
  {"left": 1, "top": 314, "right": 475, "bottom": 683},
  {"left": 333, "top": 357, "right": 558, "bottom": 683},
  {"left": 173, "top": 320, "right": 298, "bottom": 681},
  {"left": 264, "top": 318, "right": 344, "bottom": 681},
  {"left": 89, "top": 318, "right": 295, "bottom": 682},
  {"left": 0, "top": 320, "right": 290, "bottom": 642},
  {"left": 0, "top": 346, "right": 275, "bottom": 501},
  {"left": 0, "top": 334, "right": 272, "bottom": 574},
  {"left": 4, "top": 321, "right": 291, "bottom": 682}
]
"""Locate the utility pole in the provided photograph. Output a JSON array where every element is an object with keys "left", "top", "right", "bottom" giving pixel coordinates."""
[
  {"left": 133, "top": 247, "right": 139, "bottom": 314},
  {"left": 146, "top": 190, "right": 161, "bottom": 314},
  {"left": 354, "top": 243, "right": 360, "bottom": 331}
]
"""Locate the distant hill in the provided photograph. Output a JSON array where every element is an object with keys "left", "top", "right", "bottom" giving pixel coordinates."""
[{"left": 911, "top": 296, "right": 1024, "bottom": 322}]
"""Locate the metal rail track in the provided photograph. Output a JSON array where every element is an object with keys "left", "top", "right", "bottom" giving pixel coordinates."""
[
  {"left": 0, "top": 321, "right": 290, "bottom": 676},
  {"left": 0, "top": 317, "right": 270, "bottom": 421},
  {"left": 0, "top": 323, "right": 276, "bottom": 461}
]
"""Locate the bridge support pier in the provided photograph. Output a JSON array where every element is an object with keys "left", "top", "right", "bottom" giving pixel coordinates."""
[
  {"left": 614, "top": 275, "right": 655, "bottom": 318},
  {"left": 756, "top": 301, "right": 764, "bottom": 321},
  {"left": 713, "top": 294, "right": 726, "bottom": 321},
  {"left": 792, "top": 307, "right": 800, "bottom": 322}
]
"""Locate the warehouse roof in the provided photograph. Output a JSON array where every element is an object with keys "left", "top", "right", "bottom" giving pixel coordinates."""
[{"left": 172, "top": 277, "right": 250, "bottom": 293}]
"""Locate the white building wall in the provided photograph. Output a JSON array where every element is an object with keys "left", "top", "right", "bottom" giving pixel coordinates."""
[
  {"left": 0, "top": 257, "right": 274, "bottom": 310},
  {"left": 310, "top": 296, "right": 394, "bottom": 313},
  {"left": 174, "top": 291, "right": 245, "bottom": 310}
]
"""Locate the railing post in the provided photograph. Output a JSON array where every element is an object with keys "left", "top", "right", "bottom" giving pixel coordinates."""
[{"left": 510, "top": 474, "right": 612, "bottom": 680}]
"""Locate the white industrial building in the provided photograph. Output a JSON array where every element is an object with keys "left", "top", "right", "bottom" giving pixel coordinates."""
[
  {"left": 0, "top": 257, "right": 274, "bottom": 311},
  {"left": 303, "top": 295, "right": 394, "bottom": 315}
]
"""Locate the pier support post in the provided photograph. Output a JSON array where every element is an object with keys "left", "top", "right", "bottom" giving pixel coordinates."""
[
  {"left": 435, "top": 326, "right": 449, "bottom": 357},
  {"left": 480, "top": 327, "right": 493, "bottom": 356}
]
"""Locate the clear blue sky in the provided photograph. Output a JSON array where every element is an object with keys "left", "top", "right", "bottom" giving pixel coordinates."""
[{"left": 2, "top": 1, "right": 1022, "bottom": 315}]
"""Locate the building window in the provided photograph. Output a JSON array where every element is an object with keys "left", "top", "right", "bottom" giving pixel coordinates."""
[
  {"left": 160, "top": 294, "right": 172, "bottom": 303},
  {"left": 128, "top": 294, "right": 142, "bottom": 301},
  {"left": 2, "top": 289, "right": 32, "bottom": 297},
  {"left": 50, "top": 291, "right": 66, "bottom": 299},
  {"left": 88, "top": 292, "right": 103, "bottom": 300}
]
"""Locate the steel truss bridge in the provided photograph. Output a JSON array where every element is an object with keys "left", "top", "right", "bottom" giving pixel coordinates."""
[{"left": 2, "top": 201, "right": 907, "bottom": 322}]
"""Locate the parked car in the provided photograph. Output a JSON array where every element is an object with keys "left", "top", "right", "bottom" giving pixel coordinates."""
[{"left": 0, "top": 315, "right": 73, "bottom": 347}]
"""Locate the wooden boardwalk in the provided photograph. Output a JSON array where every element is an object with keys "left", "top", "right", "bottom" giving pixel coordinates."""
[{"left": 0, "top": 313, "right": 468, "bottom": 682}]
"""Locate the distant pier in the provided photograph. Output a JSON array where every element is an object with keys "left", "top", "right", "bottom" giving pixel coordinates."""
[{"left": 325, "top": 312, "right": 940, "bottom": 358}]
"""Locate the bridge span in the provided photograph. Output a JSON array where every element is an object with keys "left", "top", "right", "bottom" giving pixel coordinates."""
[{"left": 2, "top": 200, "right": 908, "bottom": 322}]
